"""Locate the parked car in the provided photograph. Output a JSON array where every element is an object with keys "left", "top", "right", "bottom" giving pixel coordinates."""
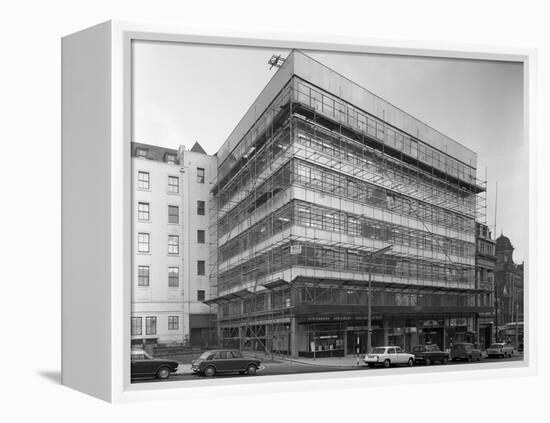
[
  {"left": 450, "top": 343, "right": 482, "bottom": 362},
  {"left": 486, "top": 343, "right": 514, "bottom": 358},
  {"left": 191, "top": 349, "right": 262, "bottom": 377},
  {"left": 411, "top": 344, "right": 450, "bottom": 365},
  {"left": 130, "top": 349, "right": 179, "bottom": 380},
  {"left": 364, "top": 346, "right": 415, "bottom": 368}
]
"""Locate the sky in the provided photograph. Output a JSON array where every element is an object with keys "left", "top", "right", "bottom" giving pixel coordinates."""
[{"left": 132, "top": 41, "right": 526, "bottom": 262}]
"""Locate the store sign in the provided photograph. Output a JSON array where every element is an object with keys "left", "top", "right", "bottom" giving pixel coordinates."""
[
  {"left": 421, "top": 319, "right": 443, "bottom": 328},
  {"left": 449, "top": 318, "right": 467, "bottom": 327}
]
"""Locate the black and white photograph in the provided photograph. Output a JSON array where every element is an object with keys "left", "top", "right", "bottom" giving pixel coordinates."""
[{"left": 129, "top": 41, "right": 526, "bottom": 383}]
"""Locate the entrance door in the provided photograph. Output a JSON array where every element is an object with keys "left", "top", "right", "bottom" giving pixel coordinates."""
[{"left": 347, "top": 331, "right": 368, "bottom": 354}]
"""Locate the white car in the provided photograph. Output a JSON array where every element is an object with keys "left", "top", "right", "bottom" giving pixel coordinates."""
[
  {"left": 364, "top": 346, "right": 415, "bottom": 368},
  {"left": 486, "top": 343, "right": 514, "bottom": 358}
]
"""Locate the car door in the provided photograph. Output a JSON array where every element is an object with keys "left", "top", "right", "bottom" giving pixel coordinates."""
[
  {"left": 131, "top": 352, "right": 155, "bottom": 376},
  {"left": 387, "top": 347, "right": 397, "bottom": 363},
  {"left": 395, "top": 347, "right": 407, "bottom": 363},
  {"left": 215, "top": 351, "right": 230, "bottom": 372},
  {"left": 230, "top": 350, "right": 246, "bottom": 372}
]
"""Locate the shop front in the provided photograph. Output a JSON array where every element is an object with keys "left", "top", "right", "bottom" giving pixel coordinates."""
[
  {"left": 346, "top": 321, "right": 383, "bottom": 355},
  {"left": 418, "top": 319, "right": 445, "bottom": 350},
  {"left": 300, "top": 323, "right": 345, "bottom": 358},
  {"left": 446, "top": 317, "right": 476, "bottom": 347}
]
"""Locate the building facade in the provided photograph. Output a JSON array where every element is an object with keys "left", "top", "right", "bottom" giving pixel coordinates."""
[
  {"left": 208, "top": 50, "right": 491, "bottom": 357},
  {"left": 475, "top": 223, "right": 496, "bottom": 348},
  {"left": 494, "top": 234, "right": 524, "bottom": 343},
  {"left": 131, "top": 141, "right": 217, "bottom": 347}
]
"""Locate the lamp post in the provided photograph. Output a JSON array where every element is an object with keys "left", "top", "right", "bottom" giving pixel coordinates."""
[{"left": 367, "top": 245, "right": 393, "bottom": 355}]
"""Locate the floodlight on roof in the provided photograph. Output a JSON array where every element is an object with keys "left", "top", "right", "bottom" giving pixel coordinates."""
[{"left": 268, "top": 54, "right": 285, "bottom": 69}]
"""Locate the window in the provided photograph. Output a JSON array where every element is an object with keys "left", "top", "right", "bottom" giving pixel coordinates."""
[
  {"left": 137, "top": 265, "right": 150, "bottom": 286},
  {"left": 197, "top": 167, "right": 205, "bottom": 183},
  {"left": 131, "top": 317, "right": 142, "bottom": 335},
  {"left": 197, "top": 260, "right": 206, "bottom": 275},
  {"left": 168, "top": 235, "right": 179, "bottom": 254},
  {"left": 138, "top": 233, "right": 150, "bottom": 253},
  {"left": 165, "top": 154, "right": 176, "bottom": 164},
  {"left": 168, "top": 176, "right": 179, "bottom": 193},
  {"left": 168, "top": 316, "right": 179, "bottom": 330},
  {"left": 145, "top": 317, "right": 157, "bottom": 335},
  {"left": 197, "top": 200, "right": 205, "bottom": 216},
  {"left": 136, "top": 148, "right": 148, "bottom": 158},
  {"left": 137, "top": 202, "right": 150, "bottom": 221},
  {"left": 168, "top": 267, "right": 179, "bottom": 287},
  {"left": 197, "top": 229, "right": 205, "bottom": 244},
  {"left": 197, "top": 290, "right": 205, "bottom": 301},
  {"left": 137, "top": 171, "right": 150, "bottom": 190},
  {"left": 168, "top": 205, "right": 179, "bottom": 224}
]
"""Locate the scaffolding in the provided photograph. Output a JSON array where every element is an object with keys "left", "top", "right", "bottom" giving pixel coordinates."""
[{"left": 205, "top": 74, "right": 488, "bottom": 355}]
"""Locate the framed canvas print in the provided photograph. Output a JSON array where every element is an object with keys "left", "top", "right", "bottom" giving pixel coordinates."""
[{"left": 61, "top": 21, "right": 537, "bottom": 402}]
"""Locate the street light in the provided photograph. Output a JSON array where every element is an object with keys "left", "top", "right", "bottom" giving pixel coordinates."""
[{"left": 367, "top": 245, "right": 393, "bottom": 355}]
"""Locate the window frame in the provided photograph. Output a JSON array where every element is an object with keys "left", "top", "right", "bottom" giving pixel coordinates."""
[
  {"left": 137, "top": 171, "right": 150, "bottom": 190},
  {"left": 137, "top": 201, "right": 150, "bottom": 221},
  {"left": 197, "top": 229, "right": 206, "bottom": 244},
  {"left": 137, "top": 265, "right": 150, "bottom": 287},
  {"left": 145, "top": 316, "right": 157, "bottom": 335},
  {"left": 131, "top": 317, "right": 142, "bottom": 336},
  {"left": 137, "top": 232, "right": 150, "bottom": 253},
  {"left": 168, "top": 205, "right": 179, "bottom": 224},
  {"left": 168, "top": 266, "right": 179, "bottom": 287},
  {"left": 197, "top": 260, "right": 206, "bottom": 276},
  {"left": 197, "top": 167, "right": 205, "bottom": 183},
  {"left": 197, "top": 200, "right": 206, "bottom": 216},
  {"left": 197, "top": 289, "right": 206, "bottom": 301},
  {"left": 168, "top": 235, "right": 180, "bottom": 255},
  {"left": 168, "top": 316, "right": 179, "bottom": 330},
  {"left": 167, "top": 175, "right": 179, "bottom": 193}
]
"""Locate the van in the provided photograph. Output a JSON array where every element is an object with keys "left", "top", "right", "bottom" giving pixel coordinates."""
[{"left": 451, "top": 342, "right": 482, "bottom": 362}]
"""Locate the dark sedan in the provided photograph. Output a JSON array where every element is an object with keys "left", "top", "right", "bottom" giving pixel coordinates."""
[
  {"left": 411, "top": 344, "right": 449, "bottom": 365},
  {"left": 191, "top": 349, "right": 262, "bottom": 377},
  {"left": 131, "top": 349, "right": 179, "bottom": 380}
]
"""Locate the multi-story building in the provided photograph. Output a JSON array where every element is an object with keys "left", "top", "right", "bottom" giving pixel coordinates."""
[
  {"left": 475, "top": 223, "right": 496, "bottom": 348},
  {"left": 494, "top": 234, "right": 524, "bottom": 342},
  {"left": 131, "top": 141, "right": 217, "bottom": 347},
  {"left": 207, "top": 50, "right": 491, "bottom": 357}
]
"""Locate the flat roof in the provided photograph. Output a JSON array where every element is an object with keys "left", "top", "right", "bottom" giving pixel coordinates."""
[{"left": 216, "top": 50, "right": 477, "bottom": 169}]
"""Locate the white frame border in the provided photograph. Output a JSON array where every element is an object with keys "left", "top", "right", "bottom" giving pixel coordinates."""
[{"left": 107, "top": 21, "right": 537, "bottom": 403}]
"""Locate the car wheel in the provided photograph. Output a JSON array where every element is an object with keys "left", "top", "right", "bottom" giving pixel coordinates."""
[
  {"left": 425, "top": 357, "right": 431, "bottom": 366},
  {"left": 407, "top": 358, "right": 414, "bottom": 367},
  {"left": 367, "top": 363, "right": 374, "bottom": 368},
  {"left": 246, "top": 364, "right": 257, "bottom": 376},
  {"left": 467, "top": 356, "right": 472, "bottom": 362},
  {"left": 156, "top": 366, "right": 171, "bottom": 380},
  {"left": 477, "top": 356, "right": 481, "bottom": 361},
  {"left": 203, "top": 366, "right": 216, "bottom": 377},
  {"left": 442, "top": 357, "right": 449, "bottom": 365},
  {"left": 383, "top": 359, "right": 391, "bottom": 368}
]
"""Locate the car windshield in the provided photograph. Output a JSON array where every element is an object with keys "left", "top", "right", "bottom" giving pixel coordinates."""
[
  {"left": 131, "top": 350, "right": 153, "bottom": 360},
  {"left": 371, "top": 348, "right": 386, "bottom": 354}
]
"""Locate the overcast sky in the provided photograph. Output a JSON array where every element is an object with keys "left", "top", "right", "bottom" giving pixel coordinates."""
[{"left": 132, "top": 41, "right": 526, "bottom": 262}]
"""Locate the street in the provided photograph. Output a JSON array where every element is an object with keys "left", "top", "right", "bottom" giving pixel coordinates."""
[{"left": 132, "top": 354, "right": 524, "bottom": 383}]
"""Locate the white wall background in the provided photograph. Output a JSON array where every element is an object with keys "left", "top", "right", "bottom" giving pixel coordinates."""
[{"left": 0, "top": 0, "right": 548, "bottom": 421}]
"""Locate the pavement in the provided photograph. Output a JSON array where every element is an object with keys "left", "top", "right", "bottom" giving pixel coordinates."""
[{"left": 172, "top": 349, "right": 523, "bottom": 375}]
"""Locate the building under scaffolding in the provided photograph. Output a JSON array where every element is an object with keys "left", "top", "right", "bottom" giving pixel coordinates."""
[{"left": 206, "top": 50, "right": 491, "bottom": 358}]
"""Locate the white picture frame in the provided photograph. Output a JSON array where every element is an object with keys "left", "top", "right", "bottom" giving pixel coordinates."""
[{"left": 61, "top": 20, "right": 537, "bottom": 403}]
